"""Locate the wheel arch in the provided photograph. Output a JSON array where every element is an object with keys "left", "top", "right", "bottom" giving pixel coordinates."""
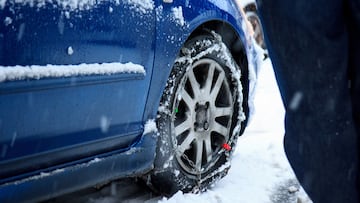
[
  {"left": 188, "top": 20, "right": 249, "bottom": 74},
  {"left": 143, "top": 19, "right": 250, "bottom": 132}
]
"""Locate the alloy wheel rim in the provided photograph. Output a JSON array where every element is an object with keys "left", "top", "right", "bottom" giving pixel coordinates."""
[{"left": 172, "top": 58, "right": 234, "bottom": 176}]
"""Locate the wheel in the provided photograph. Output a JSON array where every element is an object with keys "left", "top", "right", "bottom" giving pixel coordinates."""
[
  {"left": 244, "top": 5, "right": 266, "bottom": 49},
  {"left": 148, "top": 32, "right": 248, "bottom": 196}
]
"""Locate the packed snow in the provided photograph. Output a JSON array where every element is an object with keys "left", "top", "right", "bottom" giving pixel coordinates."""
[
  {"left": 172, "top": 6, "right": 185, "bottom": 26},
  {"left": 67, "top": 46, "right": 74, "bottom": 55},
  {"left": 0, "top": 0, "right": 154, "bottom": 13},
  {"left": 159, "top": 58, "right": 312, "bottom": 203},
  {"left": 143, "top": 119, "right": 158, "bottom": 135},
  {"left": 89, "top": 158, "right": 103, "bottom": 164},
  {"left": 8, "top": 169, "right": 65, "bottom": 186},
  {"left": 1, "top": 0, "right": 100, "bottom": 10},
  {"left": 125, "top": 0, "right": 154, "bottom": 14},
  {"left": 237, "top": 0, "right": 256, "bottom": 8},
  {"left": 0, "top": 62, "right": 145, "bottom": 83}
]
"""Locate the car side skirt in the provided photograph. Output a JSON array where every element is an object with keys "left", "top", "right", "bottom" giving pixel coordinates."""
[{"left": 0, "top": 134, "right": 156, "bottom": 203}]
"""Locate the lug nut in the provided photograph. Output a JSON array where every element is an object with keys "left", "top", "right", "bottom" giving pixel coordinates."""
[{"left": 204, "top": 121, "right": 209, "bottom": 130}]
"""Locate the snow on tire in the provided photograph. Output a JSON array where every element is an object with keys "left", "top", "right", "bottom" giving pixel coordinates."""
[{"left": 148, "top": 31, "right": 247, "bottom": 196}]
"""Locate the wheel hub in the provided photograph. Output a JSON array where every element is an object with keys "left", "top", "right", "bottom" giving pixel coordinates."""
[{"left": 194, "top": 102, "right": 210, "bottom": 132}]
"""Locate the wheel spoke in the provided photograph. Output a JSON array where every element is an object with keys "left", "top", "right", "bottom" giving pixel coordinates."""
[
  {"left": 177, "top": 132, "right": 196, "bottom": 154},
  {"left": 210, "top": 72, "right": 225, "bottom": 99},
  {"left": 204, "top": 137, "right": 213, "bottom": 164},
  {"left": 204, "top": 63, "right": 215, "bottom": 95},
  {"left": 181, "top": 89, "right": 195, "bottom": 109},
  {"left": 195, "top": 139, "right": 203, "bottom": 171},
  {"left": 212, "top": 122, "right": 229, "bottom": 138},
  {"left": 214, "top": 106, "right": 232, "bottom": 118},
  {"left": 188, "top": 70, "right": 201, "bottom": 99},
  {"left": 174, "top": 117, "right": 192, "bottom": 137}
]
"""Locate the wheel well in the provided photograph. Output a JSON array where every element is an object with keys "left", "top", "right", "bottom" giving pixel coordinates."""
[
  {"left": 188, "top": 21, "right": 248, "bottom": 70},
  {"left": 187, "top": 20, "right": 250, "bottom": 132}
]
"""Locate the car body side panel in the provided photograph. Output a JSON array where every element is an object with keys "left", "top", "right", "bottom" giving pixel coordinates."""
[{"left": 0, "top": 1, "right": 155, "bottom": 181}]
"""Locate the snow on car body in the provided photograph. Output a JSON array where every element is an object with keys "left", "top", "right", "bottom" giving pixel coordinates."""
[{"left": 0, "top": 0, "right": 259, "bottom": 201}]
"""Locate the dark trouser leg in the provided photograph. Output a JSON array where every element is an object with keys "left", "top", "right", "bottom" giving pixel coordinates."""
[
  {"left": 348, "top": 0, "right": 360, "bottom": 195},
  {"left": 257, "top": 0, "right": 359, "bottom": 202}
]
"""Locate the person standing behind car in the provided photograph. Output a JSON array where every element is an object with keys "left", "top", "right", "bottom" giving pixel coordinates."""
[{"left": 256, "top": 0, "right": 360, "bottom": 202}]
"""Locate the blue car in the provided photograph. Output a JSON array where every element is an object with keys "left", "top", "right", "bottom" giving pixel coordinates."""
[{"left": 0, "top": 0, "right": 259, "bottom": 201}]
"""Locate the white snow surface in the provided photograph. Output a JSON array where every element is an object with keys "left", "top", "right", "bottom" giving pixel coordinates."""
[
  {"left": 160, "top": 58, "right": 311, "bottom": 202},
  {"left": 125, "top": 0, "right": 154, "bottom": 13},
  {"left": 8, "top": 168, "right": 65, "bottom": 186},
  {"left": 143, "top": 119, "right": 158, "bottom": 135},
  {"left": 67, "top": 46, "right": 74, "bottom": 55},
  {"left": 237, "top": 0, "right": 256, "bottom": 7},
  {"left": 0, "top": 0, "right": 154, "bottom": 13},
  {"left": 0, "top": 62, "right": 145, "bottom": 83},
  {"left": 172, "top": 6, "right": 185, "bottom": 26}
]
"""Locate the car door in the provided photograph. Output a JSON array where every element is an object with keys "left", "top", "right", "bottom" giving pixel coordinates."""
[{"left": 0, "top": 0, "right": 155, "bottom": 182}]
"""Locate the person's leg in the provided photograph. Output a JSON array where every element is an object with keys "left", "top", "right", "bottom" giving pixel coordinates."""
[
  {"left": 348, "top": 0, "right": 360, "bottom": 194},
  {"left": 257, "top": 0, "right": 359, "bottom": 202}
]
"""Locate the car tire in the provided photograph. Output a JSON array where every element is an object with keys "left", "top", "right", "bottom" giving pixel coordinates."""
[
  {"left": 147, "top": 32, "right": 247, "bottom": 196},
  {"left": 244, "top": 4, "right": 266, "bottom": 49}
]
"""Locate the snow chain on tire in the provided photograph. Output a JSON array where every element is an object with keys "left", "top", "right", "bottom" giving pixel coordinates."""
[{"left": 148, "top": 30, "right": 247, "bottom": 196}]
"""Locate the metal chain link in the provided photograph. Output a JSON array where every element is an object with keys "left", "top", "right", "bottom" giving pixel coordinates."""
[
  {"left": 180, "top": 152, "right": 196, "bottom": 170},
  {"left": 178, "top": 150, "right": 202, "bottom": 192}
]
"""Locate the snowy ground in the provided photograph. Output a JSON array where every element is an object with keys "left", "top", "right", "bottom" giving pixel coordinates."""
[{"left": 159, "top": 58, "right": 309, "bottom": 203}]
